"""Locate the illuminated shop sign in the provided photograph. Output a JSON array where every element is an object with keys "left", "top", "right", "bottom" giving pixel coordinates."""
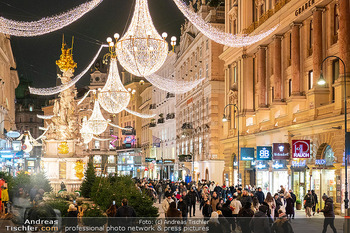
[
  {"left": 256, "top": 163, "right": 267, "bottom": 169},
  {"left": 292, "top": 140, "right": 311, "bottom": 158},
  {"left": 145, "top": 158, "right": 155, "bottom": 163},
  {"left": 315, "top": 159, "right": 326, "bottom": 165},
  {"left": 273, "top": 143, "right": 290, "bottom": 159},
  {"left": 292, "top": 160, "right": 306, "bottom": 167},
  {"left": 241, "top": 148, "right": 254, "bottom": 161},
  {"left": 257, "top": 146, "right": 272, "bottom": 160},
  {"left": 272, "top": 161, "right": 285, "bottom": 169},
  {"left": 295, "top": 0, "right": 315, "bottom": 16}
]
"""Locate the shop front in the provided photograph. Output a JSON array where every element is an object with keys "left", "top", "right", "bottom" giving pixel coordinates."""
[
  {"left": 291, "top": 160, "right": 310, "bottom": 202},
  {"left": 255, "top": 161, "right": 270, "bottom": 193},
  {"left": 271, "top": 160, "right": 289, "bottom": 194},
  {"left": 117, "top": 150, "right": 142, "bottom": 177}
]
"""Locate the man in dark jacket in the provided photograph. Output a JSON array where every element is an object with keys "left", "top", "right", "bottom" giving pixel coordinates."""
[
  {"left": 311, "top": 190, "right": 318, "bottom": 216},
  {"left": 177, "top": 196, "right": 188, "bottom": 220},
  {"left": 116, "top": 199, "right": 136, "bottom": 233},
  {"left": 240, "top": 189, "right": 253, "bottom": 207},
  {"left": 320, "top": 194, "right": 337, "bottom": 233},
  {"left": 304, "top": 190, "right": 314, "bottom": 217},
  {"left": 289, "top": 190, "right": 297, "bottom": 203},
  {"left": 187, "top": 187, "right": 197, "bottom": 217},
  {"left": 255, "top": 187, "right": 265, "bottom": 204},
  {"left": 249, "top": 205, "right": 271, "bottom": 233}
]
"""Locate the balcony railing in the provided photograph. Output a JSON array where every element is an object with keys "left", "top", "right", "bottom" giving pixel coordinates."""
[
  {"left": 157, "top": 118, "right": 165, "bottom": 124},
  {"left": 149, "top": 122, "right": 156, "bottom": 127},
  {"left": 149, "top": 104, "right": 156, "bottom": 109},
  {"left": 181, "top": 123, "right": 193, "bottom": 130},
  {"left": 166, "top": 92, "right": 175, "bottom": 98},
  {"left": 243, "top": 0, "right": 291, "bottom": 34}
]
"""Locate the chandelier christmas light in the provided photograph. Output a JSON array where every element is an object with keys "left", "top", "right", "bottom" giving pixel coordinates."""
[
  {"left": 172, "top": 0, "right": 278, "bottom": 47},
  {"left": 87, "top": 99, "right": 109, "bottom": 135},
  {"left": 98, "top": 57, "right": 131, "bottom": 113},
  {"left": 145, "top": 73, "right": 204, "bottom": 94},
  {"left": 0, "top": 0, "right": 102, "bottom": 37},
  {"left": 29, "top": 44, "right": 108, "bottom": 96},
  {"left": 80, "top": 116, "right": 93, "bottom": 144},
  {"left": 113, "top": 0, "right": 175, "bottom": 77}
]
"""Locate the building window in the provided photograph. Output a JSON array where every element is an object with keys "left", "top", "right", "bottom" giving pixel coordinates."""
[
  {"left": 29, "top": 106, "right": 33, "bottom": 112},
  {"left": 108, "top": 155, "right": 115, "bottom": 164},
  {"left": 309, "top": 20, "right": 313, "bottom": 51},
  {"left": 308, "top": 70, "right": 313, "bottom": 90},
  {"left": 206, "top": 97, "right": 209, "bottom": 116},
  {"left": 205, "top": 63, "right": 209, "bottom": 78},
  {"left": 59, "top": 162, "right": 66, "bottom": 179},
  {"left": 94, "top": 140, "right": 100, "bottom": 149},
  {"left": 334, "top": 4, "right": 339, "bottom": 36},
  {"left": 260, "top": 4, "right": 264, "bottom": 16},
  {"left": 289, "top": 79, "right": 292, "bottom": 97},
  {"left": 233, "top": 66, "right": 237, "bottom": 83},
  {"left": 332, "top": 59, "right": 339, "bottom": 102},
  {"left": 30, "top": 118, "right": 33, "bottom": 123},
  {"left": 206, "top": 40, "right": 209, "bottom": 50},
  {"left": 289, "top": 33, "right": 292, "bottom": 64},
  {"left": 93, "top": 155, "right": 102, "bottom": 164}
]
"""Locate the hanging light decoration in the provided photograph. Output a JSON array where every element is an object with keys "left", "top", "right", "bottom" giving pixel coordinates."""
[
  {"left": 86, "top": 99, "right": 109, "bottom": 135},
  {"left": 145, "top": 73, "right": 204, "bottom": 94},
  {"left": 114, "top": 0, "right": 175, "bottom": 77},
  {"left": 80, "top": 116, "right": 93, "bottom": 144},
  {"left": 0, "top": 0, "right": 103, "bottom": 37},
  {"left": 98, "top": 57, "right": 131, "bottom": 113},
  {"left": 172, "top": 0, "right": 278, "bottom": 47}
]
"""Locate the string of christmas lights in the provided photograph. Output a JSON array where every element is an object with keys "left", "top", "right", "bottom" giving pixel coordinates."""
[
  {"left": 124, "top": 108, "right": 156, "bottom": 118},
  {"left": 92, "top": 136, "right": 112, "bottom": 141},
  {"left": 145, "top": 73, "right": 204, "bottom": 94},
  {"left": 0, "top": 0, "right": 103, "bottom": 37},
  {"left": 109, "top": 122, "right": 131, "bottom": 130},
  {"left": 172, "top": 0, "right": 278, "bottom": 47},
  {"left": 37, "top": 115, "right": 54, "bottom": 119},
  {"left": 29, "top": 44, "right": 108, "bottom": 96}
]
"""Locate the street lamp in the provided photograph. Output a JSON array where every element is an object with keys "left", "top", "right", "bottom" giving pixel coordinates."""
[
  {"left": 222, "top": 103, "right": 240, "bottom": 185},
  {"left": 317, "top": 55, "right": 349, "bottom": 210}
]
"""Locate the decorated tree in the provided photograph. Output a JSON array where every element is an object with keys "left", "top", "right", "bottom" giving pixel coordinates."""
[{"left": 80, "top": 162, "right": 96, "bottom": 198}]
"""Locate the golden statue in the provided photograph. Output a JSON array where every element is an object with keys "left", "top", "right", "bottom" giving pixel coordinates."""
[
  {"left": 74, "top": 160, "right": 84, "bottom": 179},
  {"left": 56, "top": 35, "right": 77, "bottom": 72}
]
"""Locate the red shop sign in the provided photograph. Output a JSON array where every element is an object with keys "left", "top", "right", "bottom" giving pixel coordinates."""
[{"left": 292, "top": 140, "right": 311, "bottom": 158}]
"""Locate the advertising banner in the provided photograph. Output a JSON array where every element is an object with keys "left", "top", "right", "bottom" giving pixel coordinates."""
[
  {"left": 241, "top": 148, "right": 254, "bottom": 161},
  {"left": 272, "top": 143, "right": 290, "bottom": 159},
  {"left": 256, "top": 146, "right": 272, "bottom": 160},
  {"left": 292, "top": 140, "right": 310, "bottom": 158}
]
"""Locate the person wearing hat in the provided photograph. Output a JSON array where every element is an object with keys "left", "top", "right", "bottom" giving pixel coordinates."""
[
  {"left": 319, "top": 194, "right": 337, "bottom": 233},
  {"left": 271, "top": 209, "right": 294, "bottom": 233}
]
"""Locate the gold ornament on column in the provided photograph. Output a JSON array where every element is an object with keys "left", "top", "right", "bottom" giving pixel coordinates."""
[
  {"left": 74, "top": 160, "right": 84, "bottom": 180},
  {"left": 56, "top": 35, "right": 77, "bottom": 72},
  {"left": 58, "top": 141, "right": 69, "bottom": 154}
]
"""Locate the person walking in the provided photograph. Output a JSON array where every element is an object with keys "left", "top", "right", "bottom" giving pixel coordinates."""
[
  {"left": 304, "top": 190, "right": 314, "bottom": 218},
  {"left": 255, "top": 187, "right": 265, "bottom": 204},
  {"left": 271, "top": 210, "right": 294, "bottom": 233},
  {"left": 202, "top": 199, "right": 213, "bottom": 221},
  {"left": 157, "top": 184, "right": 163, "bottom": 204},
  {"left": 265, "top": 192, "right": 276, "bottom": 219},
  {"left": 252, "top": 197, "right": 260, "bottom": 213},
  {"left": 162, "top": 195, "right": 174, "bottom": 217},
  {"left": 319, "top": 194, "right": 337, "bottom": 233},
  {"left": 210, "top": 191, "right": 220, "bottom": 212},
  {"left": 188, "top": 187, "right": 197, "bottom": 217},
  {"left": 311, "top": 190, "right": 318, "bottom": 216},
  {"left": 1, "top": 186, "right": 9, "bottom": 214},
  {"left": 273, "top": 193, "right": 283, "bottom": 219},
  {"left": 116, "top": 198, "right": 136, "bottom": 217},
  {"left": 166, "top": 202, "right": 181, "bottom": 233},
  {"left": 249, "top": 205, "right": 271, "bottom": 233},
  {"left": 285, "top": 193, "right": 295, "bottom": 220},
  {"left": 106, "top": 203, "right": 118, "bottom": 233},
  {"left": 230, "top": 195, "right": 242, "bottom": 232},
  {"left": 177, "top": 196, "right": 188, "bottom": 221},
  {"left": 238, "top": 202, "right": 254, "bottom": 233}
]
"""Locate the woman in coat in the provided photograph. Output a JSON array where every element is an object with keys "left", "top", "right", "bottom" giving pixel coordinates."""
[
  {"left": 285, "top": 193, "right": 295, "bottom": 220},
  {"left": 265, "top": 192, "right": 276, "bottom": 219}
]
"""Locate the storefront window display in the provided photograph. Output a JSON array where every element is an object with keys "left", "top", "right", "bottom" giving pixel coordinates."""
[
  {"left": 272, "top": 160, "right": 289, "bottom": 194},
  {"left": 117, "top": 153, "right": 142, "bottom": 177},
  {"left": 255, "top": 161, "right": 270, "bottom": 193}
]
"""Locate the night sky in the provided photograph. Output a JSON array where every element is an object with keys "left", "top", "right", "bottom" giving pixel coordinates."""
[{"left": 0, "top": 0, "right": 185, "bottom": 88}]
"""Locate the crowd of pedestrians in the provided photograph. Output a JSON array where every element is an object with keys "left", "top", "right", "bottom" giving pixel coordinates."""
[{"left": 135, "top": 179, "right": 337, "bottom": 233}]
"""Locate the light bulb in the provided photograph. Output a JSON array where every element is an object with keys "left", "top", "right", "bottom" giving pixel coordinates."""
[
  {"left": 128, "top": 88, "right": 132, "bottom": 92},
  {"left": 171, "top": 36, "right": 177, "bottom": 41},
  {"left": 146, "top": 31, "right": 152, "bottom": 36},
  {"left": 110, "top": 42, "right": 114, "bottom": 47},
  {"left": 132, "top": 90, "right": 136, "bottom": 94},
  {"left": 149, "top": 46, "right": 154, "bottom": 51},
  {"left": 162, "top": 32, "right": 168, "bottom": 39},
  {"left": 133, "top": 46, "right": 138, "bottom": 51},
  {"left": 114, "top": 33, "right": 120, "bottom": 39},
  {"left": 107, "top": 37, "right": 113, "bottom": 43},
  {"left": 129, "top": 31, "right": 134, "bottom": 37}
]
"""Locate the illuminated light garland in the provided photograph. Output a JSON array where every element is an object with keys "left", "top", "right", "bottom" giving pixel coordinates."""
[
  {"left": 37, "top": 115, "right": 54, "bottom": 119},
  {"left": 92, "top": 136, "right": 112, "bottom": 141},
  {"left": 172, "top": 0, "right": 278, "bottom": 47},
  {"left": 39, "top": 127, "right": 48, "bottom": 131},
  {"left": 86, "top": 100, "right": 109, "bottom": 135},
  {"left": 29, "top": 44, "right": 108, "bottom": 96},
  {"left": 78, "top": 90, "right": 92, "bottom": 106},
  {"left": 0, "top": 0, "right": 103, "bottom": 37},
  {"left": 115, "top": 0, "right": 169, "bottom": 77},
  {"left": 145, "top": 73, "right": 204, "bottom": 94},
  {"left": 124, "top": 107, "right": 156, "bottom": 118},
  {"left": 98, "top": 58, "right": 131, "bottom": 113},
  {"left": 109, "top": 122, "right": 131, "bottom": 130}
]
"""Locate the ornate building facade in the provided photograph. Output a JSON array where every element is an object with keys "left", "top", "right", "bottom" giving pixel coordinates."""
[
  {"left": 176, "top": 2, "right": 225, "bottom": 182},
  {"left": 220, "top": 0, "right": 350, "bottom": 214}
]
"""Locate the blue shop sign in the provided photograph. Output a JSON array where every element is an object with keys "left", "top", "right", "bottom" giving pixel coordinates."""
[
  {"left": 241, "top": 148, "right": 255, "bottom": 161},
  {"left": 257, "top": 146, "right": 272, "bottom": 160}
]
